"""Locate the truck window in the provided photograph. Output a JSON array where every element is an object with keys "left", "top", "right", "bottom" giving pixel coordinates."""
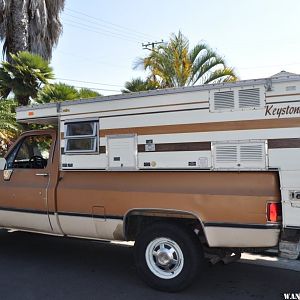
[
  {"left": 6, "top": 135, "right": 52, "bottom": 169},
  {"left": 65, "top": 120, "right": 98, "bottom": 153}
]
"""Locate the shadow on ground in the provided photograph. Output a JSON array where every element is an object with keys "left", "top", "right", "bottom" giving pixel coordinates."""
[{"left": 0, "top": 230, "right": 299, "bottom": 300}]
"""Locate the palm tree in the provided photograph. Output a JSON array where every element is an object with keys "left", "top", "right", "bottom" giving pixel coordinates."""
[
  {"left": 78, "top": 88, "right": 100, "bottom": 99},
  {"left": 37, "top": 82, "right": 101, "bottom": 103},
  {"left": 0, "top": 0, "right": 64, "bottom": 61},
  {"left": 0, "top": 99, "right": 19, "bottom": 156},
  {"left": 136, "top": 31, "right": 237, "bottom": 88},
  {"left": 122, "top": 78, "right": 158, "bottom": 93},
  {"left": 0, "top": 51, "right": 54, "bottom": 106}
]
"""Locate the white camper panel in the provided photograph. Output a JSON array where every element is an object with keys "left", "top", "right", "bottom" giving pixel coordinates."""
[
  {"left": 16, "top": 72, "right": 300, "bottom": 229},
  {"left": 107, "top": 135, "right": 137, "bottom": 170}
]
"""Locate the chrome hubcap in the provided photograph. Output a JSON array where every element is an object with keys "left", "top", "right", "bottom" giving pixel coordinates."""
[
  {"left": 145, "top": 237, "right": 184, "bottom": 279},
  {"left": 157, "top": 249, "right": 173, "bottom": 266}
]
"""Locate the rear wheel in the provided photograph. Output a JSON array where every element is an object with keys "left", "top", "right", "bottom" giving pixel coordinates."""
[{"left": 134, "top": 222, "right": 204, "bottom": 292}]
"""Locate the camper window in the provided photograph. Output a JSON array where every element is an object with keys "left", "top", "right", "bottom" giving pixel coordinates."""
[
  {"left": 65, "top": 120, "right": 98, "bottom": 153},
  {"left": 66, "top": 121, "right": 97, "bottom": 137}
]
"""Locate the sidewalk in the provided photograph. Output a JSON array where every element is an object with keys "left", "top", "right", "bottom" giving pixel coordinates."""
[{"left": 239, "top": 253, "right": 300, "bottom": 272}]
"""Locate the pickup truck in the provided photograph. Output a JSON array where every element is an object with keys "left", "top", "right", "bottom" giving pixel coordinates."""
[
  {"left": 0, "top": 128, "right": 288, "bottom": 292},
  {"left": 1, "top": 73, "right": 300, "bottom": 292}
]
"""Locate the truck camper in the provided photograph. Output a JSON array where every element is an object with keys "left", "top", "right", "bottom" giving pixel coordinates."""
[{"left": 0, "top": 71, "right": 299, "bottom": 291}]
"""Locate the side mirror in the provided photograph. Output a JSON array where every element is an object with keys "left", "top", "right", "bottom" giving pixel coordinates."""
[{"left": 0, "top": 158, "right": 6, "bottom": 171}]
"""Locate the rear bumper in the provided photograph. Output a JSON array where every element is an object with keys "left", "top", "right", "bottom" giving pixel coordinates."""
[{"left": 204, "top": 223, "right": 281, "bottom": 248}]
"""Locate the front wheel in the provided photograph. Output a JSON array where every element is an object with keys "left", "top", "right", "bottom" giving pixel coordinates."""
[{"left": 134, "top": 222, "right": 204, "bottom": 292}]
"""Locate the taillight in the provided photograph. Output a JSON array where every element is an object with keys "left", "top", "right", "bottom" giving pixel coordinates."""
[{"left": 267, "top": 202, "right": 282, "bottom": 222}]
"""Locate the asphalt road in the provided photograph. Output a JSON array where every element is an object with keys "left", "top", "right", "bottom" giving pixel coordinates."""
[{"left": 0, "top": 230, "right": 299, "bottom": 300}]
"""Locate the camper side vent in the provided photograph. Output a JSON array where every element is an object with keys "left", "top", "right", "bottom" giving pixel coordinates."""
[
  {"left": 214, "top": 91, "right": 234, "bottom": 110},
  {"left": 238, "top": 88, "right": 260, "bottom": 108},
  {"left": 240, "top": 144, "right": 264, "bottom": 162},
  {"left": 215, "top": 145, "right": 238, "bottom": 163},
  {"left": 213, "top": 142, "right": 266, "bottom": 169}
]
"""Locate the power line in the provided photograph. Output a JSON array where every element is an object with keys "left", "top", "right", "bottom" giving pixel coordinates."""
[
  {"left": 50, "top": 81, "right": 121, "bottom": 93},
  {"left": 71, "top": 86, "right": 120, "bottom": 93},
  {"left": 55, "top": 77, "right": 124, "bottom": 88},
  {"left": 64, "top": 12, "right": 150, "bottom": 42},
  {"left": 65, "top": 8, "right": 158, "bottom": 41},
  {"left": 64, "top": 16, "right": 142, "bottom": 43},
  {"left": 56, "top": 50, "right": 129, "bottom": 69},
  {"left": 64, "top": 20, "right": 140, "bottom": 44}
]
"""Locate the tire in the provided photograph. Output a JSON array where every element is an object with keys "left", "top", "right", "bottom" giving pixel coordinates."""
[{"left": 134, "top": 221, "right": 204, "bottom": 292}]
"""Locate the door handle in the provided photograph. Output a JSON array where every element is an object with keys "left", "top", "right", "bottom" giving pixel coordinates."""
[
  {"left": 291, "top": 201, "right": 300, "bottom": 208},
  {"left": 35, "top": 173, "right": 49, "bottom": 177}
]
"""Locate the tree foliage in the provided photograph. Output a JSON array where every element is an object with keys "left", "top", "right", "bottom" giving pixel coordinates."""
[
  {"left": 37, "top": 82, "right": 101, "bottom": 103},
  {"left": 0, "top": 0, "right": 65, "bottom": 61},
  {"left": 135, "top": 31, "right": 237, "bottom": 88},
  {"left": 78, "top": 87, "right": 100, "bottom": 99},
  {"left": 0, "top": 51, "right": 54, "bottom": 106},
  {"left": 0, "top": 99, "right": 19, "bottom": 156},
  {"left": 122, "top": 77, "right": 158, "bottom": 93}
]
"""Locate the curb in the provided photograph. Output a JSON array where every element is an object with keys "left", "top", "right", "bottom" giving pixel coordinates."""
[{"left": 239, "top": 253, "right": 300, "bottom": 272}]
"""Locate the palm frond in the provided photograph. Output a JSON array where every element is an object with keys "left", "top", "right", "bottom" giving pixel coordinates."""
[
  {"left": 134, "top": 31, "right": 238, "bottom": 88},
  {"left": 0, "top": 0, "right": 64, "bottom": 61},
  {"left": 122, "top": 77, "right": 158, "bottom": 93},
  {"left": 203, "top": 68, "right": 238, "bottom": 84},
  {"left": 37, "top": 82, "right": 78, "bottom": 103},
  {"left": 0, "top": 51, "right": 54, "bottom": 105},
  {"left": 78, "top": 88, "right": 101, "bottom": 99}
]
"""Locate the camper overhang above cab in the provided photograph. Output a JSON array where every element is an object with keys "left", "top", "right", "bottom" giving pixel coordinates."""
[{"left": 16, "top": 102, "right": 60, "bottom": 125}]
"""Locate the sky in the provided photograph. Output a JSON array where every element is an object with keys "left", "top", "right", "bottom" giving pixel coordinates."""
[{"left": 51, "top": 0, "right": 300, "bottom": 95}]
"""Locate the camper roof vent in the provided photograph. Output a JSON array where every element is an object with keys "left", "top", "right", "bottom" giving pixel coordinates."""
[
  {"left": 214, "top": 91, "right": 234, "bottom": 110},
  {"left": 238, "top": 88, "right": 260, "bottom": 108}
]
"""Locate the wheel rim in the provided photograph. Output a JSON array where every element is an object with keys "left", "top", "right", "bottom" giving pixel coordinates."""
[{"left": 145, "top": 237, "right": 184, "bottom": 279}]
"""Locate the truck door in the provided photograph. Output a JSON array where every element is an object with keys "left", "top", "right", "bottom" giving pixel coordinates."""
[{"left": 0, "top": 131, "right": 55, "bottom": 232}]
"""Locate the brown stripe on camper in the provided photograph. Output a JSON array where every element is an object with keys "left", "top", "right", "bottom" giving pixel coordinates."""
[
  {"left": 68, "top": 139, "right": 300, "bottom": 155},
  {"left": 57, "top": 100, "right": 210, "bottom": 119},
  {"left": 100, "top": 117, "right": 300, "bottom": 137},
  {"left": 266, "top": 93, "right": 300, "bottom": 98},
  {"left": 268, "top": 138, "right": 300, "bottom": 149},
  {"left": 95, "top": 142, "right": 210, "bottom": 154},
  {"left": 138, "top": 141, "right": 211, "bottom": 152}
]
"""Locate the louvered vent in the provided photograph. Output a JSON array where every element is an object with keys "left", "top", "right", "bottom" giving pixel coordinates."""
[
  {"left": 213, "top": 142, "right": 266, "bottom": 169},
  {"left": 240, "top": 144, "right": 264, "bottom": 162},
  {"left": 215, "top": 145, "right": 238, "bottom": 163},
  {"left": 214, "top": 91, "right": 234, "bottom": 110},
  {"left": 238, "top": 88, "right": 260, "bottom": 108}
]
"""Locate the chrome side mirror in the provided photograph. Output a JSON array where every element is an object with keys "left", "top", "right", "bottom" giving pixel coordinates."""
[{"left": 0, "top": 158, "right": 6, "bottom": 171}]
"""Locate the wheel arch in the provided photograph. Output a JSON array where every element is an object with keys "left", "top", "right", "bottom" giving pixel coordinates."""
[{"left": 123, "top": 208, "right": 208, "bottom": 243}]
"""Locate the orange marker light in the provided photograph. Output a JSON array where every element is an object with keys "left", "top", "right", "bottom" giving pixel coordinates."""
[{"left": 28, "top": 111, "right": 34, "bottom": 116}]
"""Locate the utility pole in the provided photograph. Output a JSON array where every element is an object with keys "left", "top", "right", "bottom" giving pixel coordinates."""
[
  {"left": 142, "top": 40, "right": 164, "bottom": 83},
  {"left": 142, "top": 40, "right": 164, "bottom": 52}
]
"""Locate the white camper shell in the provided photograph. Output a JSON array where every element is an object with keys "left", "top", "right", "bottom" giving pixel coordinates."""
[{"left": 16, "top": 71, "right": 300, "bottom": 232}]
